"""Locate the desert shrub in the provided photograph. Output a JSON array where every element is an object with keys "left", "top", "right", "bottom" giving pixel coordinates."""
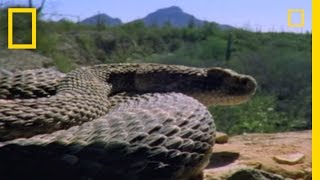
[
  {"left": 52, "top": 53, "right": 74, "bottom": 73},
  {"left": 210, "top": 95, "right": 306, "bottom": 135}
]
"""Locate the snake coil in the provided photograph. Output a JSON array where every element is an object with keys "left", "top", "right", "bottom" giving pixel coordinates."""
[{"left": 0, "top": 63, "right": 256, "bottom": 180}]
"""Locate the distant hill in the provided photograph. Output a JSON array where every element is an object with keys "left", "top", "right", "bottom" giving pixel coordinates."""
[
  {"left": 80, "top": 13, "right": 122, "bottom": 26},
  {"left": 141, "top": 6, "right": 203, "bottom": 27},
  {"left": 140, "top": 6, "right": 234, "bottom": 29}
]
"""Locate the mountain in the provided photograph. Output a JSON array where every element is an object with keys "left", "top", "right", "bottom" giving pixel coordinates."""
[
  {"left": 80, "top": 13, "right": 122, "bottom": 26},
  {"left": 138, "top": 6, "right": 234, "bottom": 29},
  {"left": 141, "top": 6, "right": 204, "bottom": 27}
]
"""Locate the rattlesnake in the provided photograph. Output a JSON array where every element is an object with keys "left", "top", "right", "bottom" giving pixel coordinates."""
[{"left": 0, "top": 63, "right": 256, "bottom": 180}]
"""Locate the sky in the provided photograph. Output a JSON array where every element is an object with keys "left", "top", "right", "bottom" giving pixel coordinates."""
[{"left": 5, "top": 0, "right": 312, "bottom": 33}]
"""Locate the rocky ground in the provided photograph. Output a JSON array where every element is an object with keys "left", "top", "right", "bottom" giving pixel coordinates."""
[{"left": 204, "top": 130, "right": 311, "bottom": 180}]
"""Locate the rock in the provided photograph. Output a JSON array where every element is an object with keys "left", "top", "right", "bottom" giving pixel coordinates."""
[
  {"left": 215, "top": 132, "right": 229, "bottom": 144},
  {"left": 304, "top": 168, "right": 312, "bottom": 180},
  {"left": 273, "top": 153, "right": 305, "bottom": 165},
  {"left": 226, "top": 168, "right": 284, "bottom": 180},
  {"left": 261, "top": 163, "right": 306, "bottom": 180}
]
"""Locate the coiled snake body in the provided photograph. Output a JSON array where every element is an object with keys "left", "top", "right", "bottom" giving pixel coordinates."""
[{"left": 0, "top": 63, "right": 256, "bottom": 180}]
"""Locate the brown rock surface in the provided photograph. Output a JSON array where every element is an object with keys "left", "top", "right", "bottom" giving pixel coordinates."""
[
  {"left": 205, "top": 130, "right": 311, "bottom": 180},
  {"left": 273, "top": 153, "right": 305, "bottom": 165}
]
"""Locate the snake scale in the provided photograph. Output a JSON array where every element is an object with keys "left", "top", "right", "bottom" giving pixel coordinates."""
[{"left": 0, "top": 63, "right": 256, "bottom": 180}]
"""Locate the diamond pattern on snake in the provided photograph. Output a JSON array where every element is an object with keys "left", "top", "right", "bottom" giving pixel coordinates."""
[{"left": 0, "top": 63, "right": 256, "bottom": 180}]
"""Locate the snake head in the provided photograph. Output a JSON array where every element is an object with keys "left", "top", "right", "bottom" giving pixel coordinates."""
[
  {"left": 187, "top": 67, "right": 257, "bottom": 106},
  {"left": 124, "top": 64, "right": 256, "bottom": 106}
]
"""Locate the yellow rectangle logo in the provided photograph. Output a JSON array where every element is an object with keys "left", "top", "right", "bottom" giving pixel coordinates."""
[
  {"left": 288, "top": 9, "right": 305, "bottom": 28},
  {"left": 8, "top": 8, "right": 37, "bottom": 49}
]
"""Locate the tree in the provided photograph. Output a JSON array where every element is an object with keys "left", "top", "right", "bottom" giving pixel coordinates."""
[
  {"left": 28, "top": 0, "right": 46, "bottom": 13},
  {"left": 96, "top": 12, "right": 106, "bottom": 31},
  {"left": 225, "top": 33, "right": 233, "bottom": 61},
  {"left": 187, "top": 18, "right": 196, "bottom": 28}
]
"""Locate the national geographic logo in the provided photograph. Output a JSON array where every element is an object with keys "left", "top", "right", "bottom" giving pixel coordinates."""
[
  {"left": 288, "top": 9, "right": 305, "bottom": 28},
  {"left": 7, "top": 8, "right": 37, "bottom": 49}
]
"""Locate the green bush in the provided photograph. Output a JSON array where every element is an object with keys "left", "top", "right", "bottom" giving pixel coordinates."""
[
  {"left": 52, "top": 53, "right": 74, "bottom": 73},
  {"left": 209, "top": 95, "right": 306, "bottom": 135}
]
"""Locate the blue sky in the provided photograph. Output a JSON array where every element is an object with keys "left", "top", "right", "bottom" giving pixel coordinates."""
[{"left": 7, "top": 0, "right": 312, "bottom": 32}]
